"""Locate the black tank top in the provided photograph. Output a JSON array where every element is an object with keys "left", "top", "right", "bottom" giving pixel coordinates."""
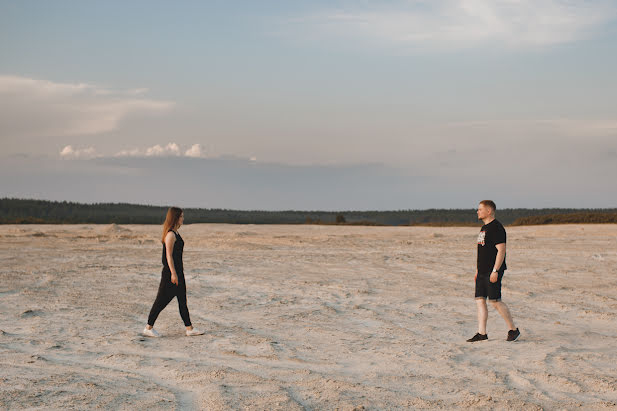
[{"left": 162, "top": 230, "right": 184, "bottom": 274}]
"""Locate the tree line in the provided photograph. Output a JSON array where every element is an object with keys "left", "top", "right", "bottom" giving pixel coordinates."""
[
  {"left": 510, "top": 213, "right": 617, "bottom": 225},
  {"left": 1, "top": 198, "right": 616, "bottom": 226}
]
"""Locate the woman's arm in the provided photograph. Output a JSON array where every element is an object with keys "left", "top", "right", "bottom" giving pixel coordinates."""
[{"left": 165, "top": 231, "right": 178, "bottom": 285}]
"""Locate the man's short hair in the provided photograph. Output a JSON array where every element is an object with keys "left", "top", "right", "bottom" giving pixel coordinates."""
[{"left": 479, "top": 200, "right": 496, "bottom": 212}]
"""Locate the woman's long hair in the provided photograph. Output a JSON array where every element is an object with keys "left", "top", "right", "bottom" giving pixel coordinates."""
[{"left": 162, "top": 207, "right": 183, "bottom": 244}]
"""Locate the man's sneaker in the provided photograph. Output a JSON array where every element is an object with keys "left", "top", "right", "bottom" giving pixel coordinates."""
[
  {"left": 507, "top": 328, "right": 520, "bottom": 341},
  {"left": 186, "top": 328, "right": 205, "bottom": 336},
  {"left": 143, "top": 327, "right": 160, "bottom": 338},
  {"left": 466, "top": 333, "right": 488, "bottom": 342}
]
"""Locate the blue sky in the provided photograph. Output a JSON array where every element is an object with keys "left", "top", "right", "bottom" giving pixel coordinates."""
[{"left": 1, "top": 1, "right": 617, "bottom": 209}]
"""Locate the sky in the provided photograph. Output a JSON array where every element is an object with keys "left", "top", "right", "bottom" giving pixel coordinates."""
[{"left": 1, "top": 0, "right": 616, "bottom": 210}]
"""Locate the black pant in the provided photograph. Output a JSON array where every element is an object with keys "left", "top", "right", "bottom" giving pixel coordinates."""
[{"left": 147, "top": 271, "right": 192, "bottom": 327}]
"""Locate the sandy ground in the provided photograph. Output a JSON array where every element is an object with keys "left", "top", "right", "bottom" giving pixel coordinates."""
[{"left": 0, "top": 223, "right": 616, "bottom": 410}]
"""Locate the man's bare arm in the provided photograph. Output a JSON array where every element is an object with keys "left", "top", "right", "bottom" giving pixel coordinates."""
[
  {"left": 494, "top": 243, "right": 506, "bottom": 272},
  {"left": 490, "top": 243, "right": 506, "bottom": 283}
]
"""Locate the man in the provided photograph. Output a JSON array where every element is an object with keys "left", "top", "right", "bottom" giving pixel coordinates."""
[{"left": 467, "top": 200, "right": 520, "bottom": 342}]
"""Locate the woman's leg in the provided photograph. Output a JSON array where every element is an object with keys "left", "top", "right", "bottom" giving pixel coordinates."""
[
  {"left": 176, "top": 282, "right": 192, "bottom": 327},
  {"left": 147, "top": 282, "right": 176, "bottom": 327}
]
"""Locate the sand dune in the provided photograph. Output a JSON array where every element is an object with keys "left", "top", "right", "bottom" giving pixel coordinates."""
[{"left": 1, "top": 224, "right": 616, "bottom": 409}]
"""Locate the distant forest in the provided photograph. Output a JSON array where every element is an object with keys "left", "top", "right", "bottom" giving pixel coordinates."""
[
  {"left": 2, "top": 198, "right": 616, "bottom": 226},
  {"left": 510, "top": 213, "right": 617, "bottom": 225}
]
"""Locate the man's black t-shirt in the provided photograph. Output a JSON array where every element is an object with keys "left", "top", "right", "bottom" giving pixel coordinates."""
[{"left": 477, "top": 219, "right": 507, "bottom": 276}]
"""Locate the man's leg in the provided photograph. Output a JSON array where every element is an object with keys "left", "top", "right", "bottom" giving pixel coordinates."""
[
  {"left": 476, "top": 297, "right": 488, "bottom": 335},
  {"left": 490, "top": 300, "right": 516, "bottom": 330},
  {"left": 487, "top": 271, "right": 516, "bottom": 331}
]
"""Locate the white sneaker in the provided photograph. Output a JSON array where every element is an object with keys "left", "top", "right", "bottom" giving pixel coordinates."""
[
  {"left": 143, "top": 327, "right": 160, "bottom": 338},
  {"left": 186, "top": 328, "right": 205, "bottom": 336}
]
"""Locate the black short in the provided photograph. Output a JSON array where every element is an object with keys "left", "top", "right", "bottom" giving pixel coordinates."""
[{"left": 475, "top": 271, "right": 504, "bottom": 301}]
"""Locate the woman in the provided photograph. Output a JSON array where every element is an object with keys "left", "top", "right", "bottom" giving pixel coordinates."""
[{"left": 143, "top": 207, "right": 204, "bottom": 337}]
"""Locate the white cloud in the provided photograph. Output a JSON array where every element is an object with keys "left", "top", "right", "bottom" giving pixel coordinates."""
[
  {"left": 115, "top": 142, "right": 203, "bottom": 158},
  {"left": 0, "top": 75, "right": 174, "bottom": 138},
  {"left": 292, "top": 0, "right": 617, "bottom": 51},
  {"left": 59, "top": 142, "right": 238, "bottom": 160},
  {"left": 60, "top": 145, "right": 97, "bottom": 159},
  {"left": 146, "top": 143, "right": 181, "bottom": 157},
  {"left": 185, "top": 143, "right": 206, "bottom": 158}
]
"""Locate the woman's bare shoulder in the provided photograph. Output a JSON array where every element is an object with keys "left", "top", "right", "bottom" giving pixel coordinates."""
[{"left": 165, "top": 230, "right": 177, "bottom": 243}]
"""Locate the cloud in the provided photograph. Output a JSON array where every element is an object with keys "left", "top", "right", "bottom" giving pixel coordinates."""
[
  {"left": 447, "top": 118, "right": 617, "bottom": 137},
  {"left": 0, "top": 75, "right": 174, "bottom": 138},
  {"left": 291, "top": 0, "right": 617, "bottom": 51},
  {"left": 185, "top": 143, "right": 206, "bottom": 158},
  {"left": 93, "top": 87, "right": 149, "bottom": 96},
  {"left": 114, "top": 142, "right": 209, "bottom": 158},
  {"left": 60, "top": 145, "right": 97, "bottom": 159},
  {"left": 146, "top": 143, "right": 181, "bottom": 157},
  {"left": 115, "top": 148, "right": 142, "bottom": 157},
  {"left": 535, "top": 119, "right": 617, "bottom": 137},
  {"left": 60, "top": 142, "right": 250, "bottom": 161}
]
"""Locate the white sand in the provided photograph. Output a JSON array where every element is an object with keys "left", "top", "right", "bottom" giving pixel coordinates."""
[{"left": 1, "top": 223, "right": 616, "bottom": 410}]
